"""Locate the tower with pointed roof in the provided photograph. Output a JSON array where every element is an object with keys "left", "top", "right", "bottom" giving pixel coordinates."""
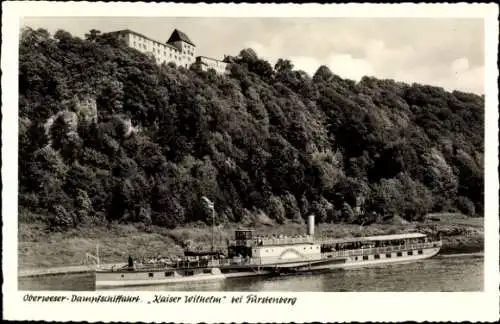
[{"left": 166, "top": 29, "right": 196, "bottom": 69}]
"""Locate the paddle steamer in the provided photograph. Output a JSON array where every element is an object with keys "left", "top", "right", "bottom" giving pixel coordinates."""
[{"left": 95, "top": 215, "right": 442, "bottom": 288}]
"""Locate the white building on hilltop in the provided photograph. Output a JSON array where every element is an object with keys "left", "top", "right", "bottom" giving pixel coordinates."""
[
  {"left": 195, "top": 56, "right": 229, "bottom": 75},
  {"left": 107, "top": 29, "right": 229, "bottom": 74}
]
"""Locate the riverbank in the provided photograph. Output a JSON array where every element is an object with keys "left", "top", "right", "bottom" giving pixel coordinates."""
[{"left": 18, "top": 213, "right": 483, "bottom": 273}]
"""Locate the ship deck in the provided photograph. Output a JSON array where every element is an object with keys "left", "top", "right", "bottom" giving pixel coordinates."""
[{"left": 97, "top": 241, "right": 441, "bottom": 274}]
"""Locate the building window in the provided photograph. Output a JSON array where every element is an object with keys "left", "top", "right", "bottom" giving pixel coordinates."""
[
  {"left": 363, "top": 255, "right": 369, "bottom": 260},
  {"left": 374, "top": 254, "right": 380, "bottom": 260},
  {"left": 121, "top": 274, "right": 124, "bottom": 278},
  {"left": 408, "top": 251, "right": 413, "bottom": 256},
  {"left": 164, "top": 272, "right": 173, "bottom": 277},
  {"left": 354, "top": 256, "right": 358, "bottom": 260},
  {"left": 418, "top": 250, "right": 423, "bottom": 255},
  {"left": 385, "top": 253, "right": 391, "bottom": 258},
  {"left": 148, "top": 273, "right": 154, "bottom": 278},
  {"left": 397, "top": 252, "right": 403, "bottom": 257}
]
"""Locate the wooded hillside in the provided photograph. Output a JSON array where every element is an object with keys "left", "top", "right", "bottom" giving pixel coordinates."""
[{"left": 18, "top": 28, "right": 484, "bottom": 231}]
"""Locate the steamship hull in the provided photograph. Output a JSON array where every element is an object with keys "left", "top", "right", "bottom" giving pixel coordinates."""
[
  {"left": 95, "top": 245, "right": 440, "bottom": 288},
  {"left": 95, "top": 267, "right": 272, "bottom": 289},
  {"left": 279, "top": 246, "right": 441, "bottom": 273}
]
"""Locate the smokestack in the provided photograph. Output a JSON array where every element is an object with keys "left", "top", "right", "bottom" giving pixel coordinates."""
[{"left": 307, "top": 214, "right": 315, "bottom": 237}]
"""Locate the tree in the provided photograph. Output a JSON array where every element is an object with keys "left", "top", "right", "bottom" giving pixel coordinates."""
[
  {"left": 313, "top": 65, "right": 333, "bottom": 83},
  {"left": 266, "top": 195, "right": 286, "bottom": 224},
  {"left": 54, "top": 29, "right": 73, "bottom": 44},
  {"left": 274, "top": 58, "right": 294, "bottom": 75},
  {"left": 85, "top": 29, "right": 101, "bottom": 42},
  {"left": 238, "top": 48, "right": 258, "bottom": 62}
]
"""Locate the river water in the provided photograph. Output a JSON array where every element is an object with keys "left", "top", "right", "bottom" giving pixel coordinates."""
[{"left": 19, "top": 253, "right": 483, "bottom": 292}]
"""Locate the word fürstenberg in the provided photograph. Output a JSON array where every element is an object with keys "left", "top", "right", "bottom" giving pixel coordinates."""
[
  {"left": 243, "top": 294, "right": 297, "bottom": 305},
  {"left": 23, "top": 294, "right": 140, "bottom": 303}
]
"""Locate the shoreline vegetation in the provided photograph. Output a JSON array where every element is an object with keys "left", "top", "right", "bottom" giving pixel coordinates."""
[{"left": 19, "top": 213, "right": 483, "bottom": 271}]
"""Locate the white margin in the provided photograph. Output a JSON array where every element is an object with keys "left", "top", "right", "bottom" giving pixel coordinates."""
[{"left": 2, "top": 2, "right": 499, "bottom": 322}]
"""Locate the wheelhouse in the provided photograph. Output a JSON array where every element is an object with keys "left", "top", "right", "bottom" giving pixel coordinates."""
[{"left": 227, "top": 229, "right": 255, "bottom": 258}]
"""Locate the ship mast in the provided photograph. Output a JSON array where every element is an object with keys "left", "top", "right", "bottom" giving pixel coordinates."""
[{"left": 211, "top": 204, "right": 215, "bottom": 251}]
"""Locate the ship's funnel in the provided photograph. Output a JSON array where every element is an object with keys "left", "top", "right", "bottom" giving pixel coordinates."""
[{"left": 307, "top": 214, "right": 315, "bottom": 236}]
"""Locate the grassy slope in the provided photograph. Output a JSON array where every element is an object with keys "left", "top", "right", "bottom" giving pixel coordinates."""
[{"left": 18, "top": 213, "right": 483, "bottom": 269}]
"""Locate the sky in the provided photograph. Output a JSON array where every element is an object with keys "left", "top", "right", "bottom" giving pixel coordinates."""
[{"left": 20, "top": 17, "right": 485, "bottom": 94}]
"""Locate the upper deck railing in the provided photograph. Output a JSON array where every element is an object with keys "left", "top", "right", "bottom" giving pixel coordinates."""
[
  {"left": 228, "top": 236, "right": 315, "bottom": 247},
  {"left": 229, "top": 234, "right": 438, "bottom": 248},
  {"left": 324, "top": 241, "right": 442, "bottom": 258}
]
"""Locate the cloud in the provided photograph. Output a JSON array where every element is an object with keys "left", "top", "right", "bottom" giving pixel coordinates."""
[
  {"left": 446, "top": 64, "right": 484, "bottom": 94},
  {"left": 245, "top": 40, "right": 375, "bottom": 81},
  {"left": 325, "top": 54, "right": 376, "bottom": 81},
  {"left": 286, "top": 56, "right": 319, "bottom": 76},
  {"left": 451, "top": 57, "right": 470, "bottom": 73}
]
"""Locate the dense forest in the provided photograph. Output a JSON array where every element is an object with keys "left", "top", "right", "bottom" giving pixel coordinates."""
[{"left": 18, "top": 27, "right": 484, "bottom": 231}]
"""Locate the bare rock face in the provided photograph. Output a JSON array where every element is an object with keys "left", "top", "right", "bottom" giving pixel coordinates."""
[
  {"left": 61, "top": 111, "right": 79, "bottom": 133},
  {"left": 107, "top": 115, "right": 137, "bottom": 139},
  {"left": 71, "top": 95, "right": 98, "bottom": 124},
  {"left": 44, "top": 110, "right": 78, "bottom": 142},
  {"left": 43, "top": 95, "right": 98, "bottom": 147}
]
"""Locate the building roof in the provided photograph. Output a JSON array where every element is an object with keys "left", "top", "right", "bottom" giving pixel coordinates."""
[
  {"left": 196, "top": 55, "right": 226, "bottom": 63},
  {"left": 167, "top": 29, "right": 196, "bottom": 46},
  {"left": 107, "top": 29, "right": 179, "bottom": 51}
]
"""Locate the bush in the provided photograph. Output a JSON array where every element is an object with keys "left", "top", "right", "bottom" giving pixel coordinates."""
[
  {"left": 50, "top": 205, "right": 75, "bottom": 230},
  {"left": 266, "top": 195, "right": 286, "bottom": 224},
  {"left": 281, "top": 192, "right": 302, "bottom": 223},
  {"left": 342, "top": 202, "right": 356, "bottom": 223},
  {"left": 456, "top": 196, "right": 476, "bottom": 216}
]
